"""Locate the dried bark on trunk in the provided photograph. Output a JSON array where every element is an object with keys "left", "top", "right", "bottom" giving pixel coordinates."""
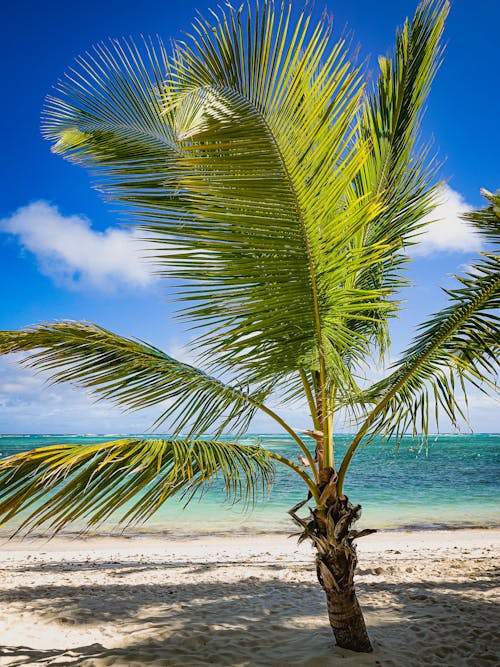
[
  {"left": 315, "top": 515, "right": 373, "bottom": 652},
  {"left": 289, "top": 469, "right": 374, "bottom": 653}
]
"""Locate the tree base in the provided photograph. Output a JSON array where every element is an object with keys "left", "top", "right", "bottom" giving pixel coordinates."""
[
  {"left": 324, "top": 587, "right": 373, "bottom": 652},
  {"left": 289, "top": 482, "right": 374, "bottom": 653}
]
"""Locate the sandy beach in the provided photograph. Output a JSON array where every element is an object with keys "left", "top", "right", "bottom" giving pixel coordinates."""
[{"left": 0, "top": 529, "right": 498, "bottom": 666}]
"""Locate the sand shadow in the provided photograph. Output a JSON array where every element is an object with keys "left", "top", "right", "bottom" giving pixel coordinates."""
[{"left": 1, "top": 560, "right": 499, "bottom": 666}]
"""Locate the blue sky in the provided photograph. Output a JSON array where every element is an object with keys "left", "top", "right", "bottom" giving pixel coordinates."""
[{"left": 0, "top": 0, "right": 498, "bottom": 434}]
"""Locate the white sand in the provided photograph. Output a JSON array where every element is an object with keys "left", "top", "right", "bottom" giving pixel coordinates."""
[{"left": 0, "top": 529, "right": 499, "bottom": 666}]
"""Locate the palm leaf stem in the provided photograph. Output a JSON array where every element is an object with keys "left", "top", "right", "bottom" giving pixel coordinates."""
[
  {"left": 336, "top": 410, "right": 376, "bottom": 495},
  {"left": 299, "top": 369, "right": 321, "bottom": 431},
  {"left": 267, "top": 451, "right": 320, "bottom": 503},
  {"left": 336, "top": 270, "right": 500, "bottom": 494},
  {"left": 330, "top": 386, "right": 338, "bottom": 469},
  {"left": 237, "top": 90, "right": 332, "bottom": 469},
  {"left": 251, "top": 400, "right": 318, "bottom": 480}
]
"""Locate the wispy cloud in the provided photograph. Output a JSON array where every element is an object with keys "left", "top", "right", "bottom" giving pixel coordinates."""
[
  {"left": 0, "top": 356, "right": 160, "bottom": 434},
  {"left": 1, "top": 201, "right": 156, "bottom": 290},
  {"left": 411, "top": 185, "right": 482, "bottom": 256}
]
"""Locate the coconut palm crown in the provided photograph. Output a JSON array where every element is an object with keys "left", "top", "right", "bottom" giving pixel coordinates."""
[{"left": 1, "top": 0, "right": 498, "bottom": 653}]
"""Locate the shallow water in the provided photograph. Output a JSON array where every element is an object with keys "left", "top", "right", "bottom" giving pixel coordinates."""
[{"left": 1, "top": 433, "right": 498, "bottom": 535}]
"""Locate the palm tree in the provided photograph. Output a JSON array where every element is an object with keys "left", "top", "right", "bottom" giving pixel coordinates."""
[{"left": 0, "top": 0, "right": 498, "bottom": 653}]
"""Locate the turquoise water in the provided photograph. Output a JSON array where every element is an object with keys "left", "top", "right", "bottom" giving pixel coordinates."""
[{"left": 0, "top": 433, "right": 498, "bottom": 535}]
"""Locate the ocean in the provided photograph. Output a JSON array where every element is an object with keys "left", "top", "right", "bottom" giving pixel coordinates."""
[{"left": 0, "top": 433, "right": 498, "bottom": 536}]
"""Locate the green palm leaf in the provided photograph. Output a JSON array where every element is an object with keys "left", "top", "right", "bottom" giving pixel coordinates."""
[
  {"left": 0, "top": 438, "right": 274, "bottom": 535},
  {"left": 344, "top": 0, "right": 449, "bottom": 362},
  {"left": 368, "top": 259, "right": 498, "bottom": 436},
  {"left": 463, "top": 188, "right": 500, "bottom": 247},
  {"left": 41, "top": 3, "right": 389, "bottom": 402},
  {"left": 337, "top": 188, "right": 500, "bottom": 490},
  {"left": 0, "top": 321, "right": 269, "bottom": 436}
]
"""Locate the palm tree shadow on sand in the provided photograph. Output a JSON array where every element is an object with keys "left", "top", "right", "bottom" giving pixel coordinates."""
[{"left": 1, "top": 559, "right": 498, "bottom": 666}]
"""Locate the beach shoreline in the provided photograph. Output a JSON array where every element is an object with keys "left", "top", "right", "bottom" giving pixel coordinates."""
[{"left": 1, "top": 529, "right": 498, "bottom": 666}]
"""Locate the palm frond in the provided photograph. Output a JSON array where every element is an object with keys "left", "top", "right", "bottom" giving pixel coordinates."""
[
  {"left": 358, "top": 0, "right": 449, "bottom": 245},
  {"left": 41, "top": 3, "right": 391, "bottom": 398},
  {"left": 462, "top": 188, "right": 500, "bottom": 247},
  {"left": 346, "top": 0, "right": 449, "bottom": 359},
  {"left": 0, "top": 321, "right": 269, "bottom": 436},
  {"left": 367, "top": 258, "right": 499, "bottom": 440},
  {"left": 0, "top": 438, "right": 275, "bottom": 535},
  {"left": 337, "top": 188, "right": 500, "bottom": 490}
]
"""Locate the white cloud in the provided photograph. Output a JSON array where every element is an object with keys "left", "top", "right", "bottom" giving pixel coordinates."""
[
  {"left": 411, "top": 185, "right": 482, "bottom": 256},
  {"left": 0, "top": 356, "right": 161, "bottom": 434},
  {"left": 1, "top": 201, "right": 156, "bottom": 290}
]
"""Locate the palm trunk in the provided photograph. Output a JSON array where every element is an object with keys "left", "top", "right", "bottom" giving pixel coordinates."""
[
  {"left": 289, "top": 471, "right": 374, "bottom": 653},
  {"left": 315, "top": 518, "right": 372, "bottom": 652},
  {"left": 322, "top": 584, "right": 372, "bottom": 652}
]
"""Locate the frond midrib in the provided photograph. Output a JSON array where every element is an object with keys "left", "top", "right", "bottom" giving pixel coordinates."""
[
  {"left": 179, "top": 82, "right": 326, "bottom": 364},
  {"left": 381, "top": 270, "right": 500, "bottom": 404},
  {"left": 17, "top": 324, "right": 254, "bottom": 399}
]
